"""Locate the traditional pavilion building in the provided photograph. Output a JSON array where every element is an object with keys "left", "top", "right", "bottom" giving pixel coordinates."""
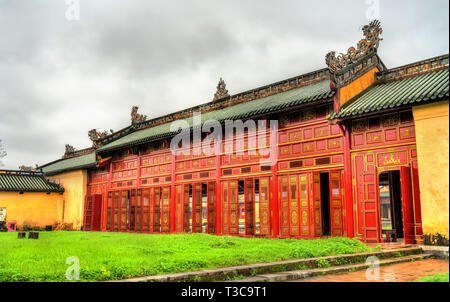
[
  {"left": 38, "top": 20, "right": 449, "bottom": 245},
  {"left": 0, "top": 170, "right": 64, "bottom": 230}
]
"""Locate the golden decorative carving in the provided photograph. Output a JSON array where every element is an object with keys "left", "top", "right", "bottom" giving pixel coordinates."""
[{"left": 383, "top": 154, "right": 401, "bottom": 166}]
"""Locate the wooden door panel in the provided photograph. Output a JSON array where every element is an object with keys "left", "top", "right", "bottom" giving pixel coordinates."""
[
  {"left": 175, "top": 185, "right": 183, "bottom": 232},
  {"left": 259, "top": 177, "right": 271, "bottom": 236},
  {"left": 136, "top": 189, "right": 142, "bottom": 232},
  {"left": 183, "top": 185, "right": 190, "bottom": 232},
  {"left": 289, "top": 176, "right": 299, "bottom": 236},
  {"left": 329, "top": 170, "right": 344, "bottom": 237},
  {"left": 362, "top": 167, "right": 380, "bottom": 243},
  {"left": 279, "top": 176, "right": 289, "bottom": 236},
  {"left": 153, "top": 187, "right": 161, "bottom": 232},
  {"left": 106, "top": 192, "right": 112, "bottom": 231},
  {"left": 312, "top": 173, "right": 321, "bottom": 237},
  {"left": 83, "top": 195, "right": 93, "bottom": 231},
  {"left": 299, "top": 174, "right": 309, "bottom": 237},
  {"left": 161, "top": 187, "right": 171, "bottom": 233},
  {"left": 120, "top": 191, "right": 128, "bottom": 231},
  {"left": 229, "top": 180, "right": 239, "bottom": 234},
  {"left": 129, "top": 190, "right": 136, "bottom": 231},
  {"left": 222, "top": 182, "right": 229, "bottom": 234},
  {"left": 245, "top": 179, "right": 255, "bottom": 235},
  {"left": 192, "top": 184, "right": 202, "bottom": 233},
  {"left": 401, "top": 166, "right": 415, "bottom": 244},
  {"left": 207, "top": 182, "right": 216, "bottom": 234},
  {"left": 91, "top": 194, "right": 103, "bottom": 231}
]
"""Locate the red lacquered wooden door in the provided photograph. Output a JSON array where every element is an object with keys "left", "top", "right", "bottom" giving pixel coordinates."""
[
  {"left": 361, "top": 168, "right": 380, "bottom": 243},
  {"left": 329, "top": 170, "right": 344, "bottom": 237},
  {"left": 259, "top": 177, "right": 271, "bottom": 236},
  {"left": 400, "top": 166, "right": 415, "bottom": 244}
]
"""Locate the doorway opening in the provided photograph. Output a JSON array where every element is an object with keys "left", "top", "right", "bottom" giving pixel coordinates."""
[
  {"left": 320, "top": 172, "right": 330, "bottom": 236},
  {"left": 379, "top": 171, "right": 404, "bottom": 242}
]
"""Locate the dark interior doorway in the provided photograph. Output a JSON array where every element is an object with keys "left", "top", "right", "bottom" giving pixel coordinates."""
[
  {"left": 379, "top": 171, "right": 404, "bottom": 241},
  {"left": 320, "top": 172, "right": 330, "bottom": 236}
]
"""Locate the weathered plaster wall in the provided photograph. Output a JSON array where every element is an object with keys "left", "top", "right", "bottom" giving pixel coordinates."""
[
  {"left": 48, "top": 170, "right": 87, "bottom": 230},
  {"left": 339, "top": 67, "right": 379, "bottom": 106},
  {"left": 413, "top": 100, "right": 449, "bottom": 244},
  {"left": 0, "top": 192, "right": 64, "bottom": 228}
]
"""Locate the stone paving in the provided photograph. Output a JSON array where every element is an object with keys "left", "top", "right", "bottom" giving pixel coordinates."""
[{"left": 297, "top": 259, "right": 449, "bottom": 282}]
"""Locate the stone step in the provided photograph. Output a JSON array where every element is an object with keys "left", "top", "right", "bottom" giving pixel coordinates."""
[
  {"left": 115, "top": 247, "right": 423, "bottom": 282},
  {"left": 235, "top": 253, "right": 433, "bottom": 282}
]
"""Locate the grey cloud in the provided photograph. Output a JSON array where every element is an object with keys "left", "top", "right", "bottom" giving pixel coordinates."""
[{"left": 0, "top": 0, "right": 448, "bottom": 169}]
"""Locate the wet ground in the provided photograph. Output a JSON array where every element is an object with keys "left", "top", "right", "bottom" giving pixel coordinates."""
[{"left": 297, "top": 259, "right": 449, "bottom": 282}]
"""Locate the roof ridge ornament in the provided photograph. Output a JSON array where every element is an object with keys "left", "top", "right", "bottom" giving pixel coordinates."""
[
  {"left": 64, "top": 144, "right": 75, "bottom": 155},
  {"left": 326, "top": 20, "right": 383, "bottom": 74},
  {"left": 131, "top": 106, "right": 147, "bottom": 125},
  {"left": 213, "top": 77, "right": 229, "bottom": 101},
  {"left": 88, "top": 129, "right": 109, "bottom": 148}
]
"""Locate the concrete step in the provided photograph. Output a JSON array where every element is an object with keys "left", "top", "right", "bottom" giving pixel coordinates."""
[
  {"left": 235, "top": 253, "right": 433, "bottom": 282},
  {"left": 116, "top": 247, "right": 423, "bottom": 282}
]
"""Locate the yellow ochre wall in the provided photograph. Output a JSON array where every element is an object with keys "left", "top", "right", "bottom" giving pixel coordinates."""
[
  {"left": 48, "top": 170, "right": 88, "bottom": 230},
  {"left": 0, "top": 192, "right": 64, "bottom": 228},
  {"left": 413, "top": 100, "right": 449, "bottom": 244},
  {"left": 339, "top": 67, "right": 379, "bottom": 106}
]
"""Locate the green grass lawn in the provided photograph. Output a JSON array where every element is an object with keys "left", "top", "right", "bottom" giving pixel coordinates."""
[
  {"left": 0, "top": 231, "right": 372, "bottom": 282},
  {"left": 415, "top": 272, "right": 449, "bottom": 282}
]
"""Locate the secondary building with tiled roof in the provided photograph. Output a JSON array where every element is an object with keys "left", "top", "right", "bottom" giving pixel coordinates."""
[
  {"left": 0, "top": 170, "right": 65, "bottom": 230},
  {"left": 33, "top": 20, "right": 448, "bottom": 245}
]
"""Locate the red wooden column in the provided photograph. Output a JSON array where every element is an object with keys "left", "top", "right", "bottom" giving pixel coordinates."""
[
  {"left": 270, "top": 122, "right": 279, "bottom": 237},
  {"left": 215, "top": 146, "right": 222, "bottom": 235},
  {"left": 341, "top": 122, "right": 354, "bottom": 238},
  {"left": 136, "top": 150, "right": 142, "bottom": 232},
  {"left": 103, "top": 161, "right": 113, "bottom": 231},
  {"left": 170, "top": 153, "right": 177, "bottom": 233}
]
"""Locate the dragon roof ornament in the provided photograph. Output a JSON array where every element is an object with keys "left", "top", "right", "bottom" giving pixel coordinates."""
[
  {"left": 326, "top": 20, "right": 383, "bottom": 74},
  {"left": 213, "top": 78, "right": 229, "bottom": 101},
  {"left": 131, "top": 106, "right": 147, "bottom": 125}
]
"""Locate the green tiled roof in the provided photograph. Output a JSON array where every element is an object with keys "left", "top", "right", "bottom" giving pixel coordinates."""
[
  {"left": 0, "top": 171, "right": 64, "bottom": 193},
  {"left": 41, "top": 153, "right": 97, "bottom": 176},
  {"left": 329, "top": 69, "right": 449, "bottom": 119},
  {"left": 98, "top": 80, "right": 334, "bottom": 152}
]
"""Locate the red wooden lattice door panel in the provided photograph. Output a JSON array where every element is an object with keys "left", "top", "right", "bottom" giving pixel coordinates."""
[
  {"left": 361, "top": 165, "right": 380, "bottom": 243},
  {"left": 129, "top": 190, "right": 136, "bottom": 231},
  {"left": 106, "top": 192, "right": 112, "bottom": 231},
  {"left": 175, "top": 185, "right": 183, "bottom": 232},
  {"left": 207, "top": 182, "right": 216, "bottom": 234},
  {"left": 289, "top": 175, "right": 299, "bottom": 236},
  {"left": 279, "top": 176, "right": 289, "bottom": 236},
  {"left": 161, "top": 187, "right": 171, "bottom": 233},
  {"left": 245, "top": 179, "right": 255, "bottom": 235},
  {"left": 153, "top": 188, "right": 161, "bottom": 232},
  {"left": 298, "top": 174, "right": 309, "bottom": 237},
  {"left": 259, "top": 177, "right": 271, "bottom": 236},
  {"left": 312, "top": 172, "right": 322, "bottom": 237},
  {"left": 222, "top": 182, "right": 229, "bottom": 234},
  {"left": 400, "top": 166, "right": 415, "bottom": 244},
  {"left": 329, "top": 170, "right": 344, "bottom": 237},
  {"left": 83, "top": 195, "right": 102, "bottom": 231},
  {"left": 183, "top": 185, "right": 190, "bottom": 232},
  {"left": 411, "top": 163, "right": 423, "bottom": 242},
  {"left": 192, "top": 184, "right": 202, "bottom": 233},
  {"left": 83, "top": 196, "right": 93, "bottom": 231}
]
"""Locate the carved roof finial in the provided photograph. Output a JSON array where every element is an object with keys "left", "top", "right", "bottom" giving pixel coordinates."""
[
  {"left": 213, "top": 77, "right": 229, "bottom": 101},
  {"left": 88, "top": 129, "right": 109, "bottom": 148},
  {"left": 65, "top": 144, "right": 75, "bottom": 155},
  {"left": 325, "top": 20, "right": 383, "bottom": 74},
  {"left": 131, "top": 106, "right": 147, "bottom": 125}
]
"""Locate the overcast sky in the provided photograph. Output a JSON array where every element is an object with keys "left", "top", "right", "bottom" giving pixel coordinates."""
[{"left": 0, "top": 0, "right": 448, "bottom": 169}]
